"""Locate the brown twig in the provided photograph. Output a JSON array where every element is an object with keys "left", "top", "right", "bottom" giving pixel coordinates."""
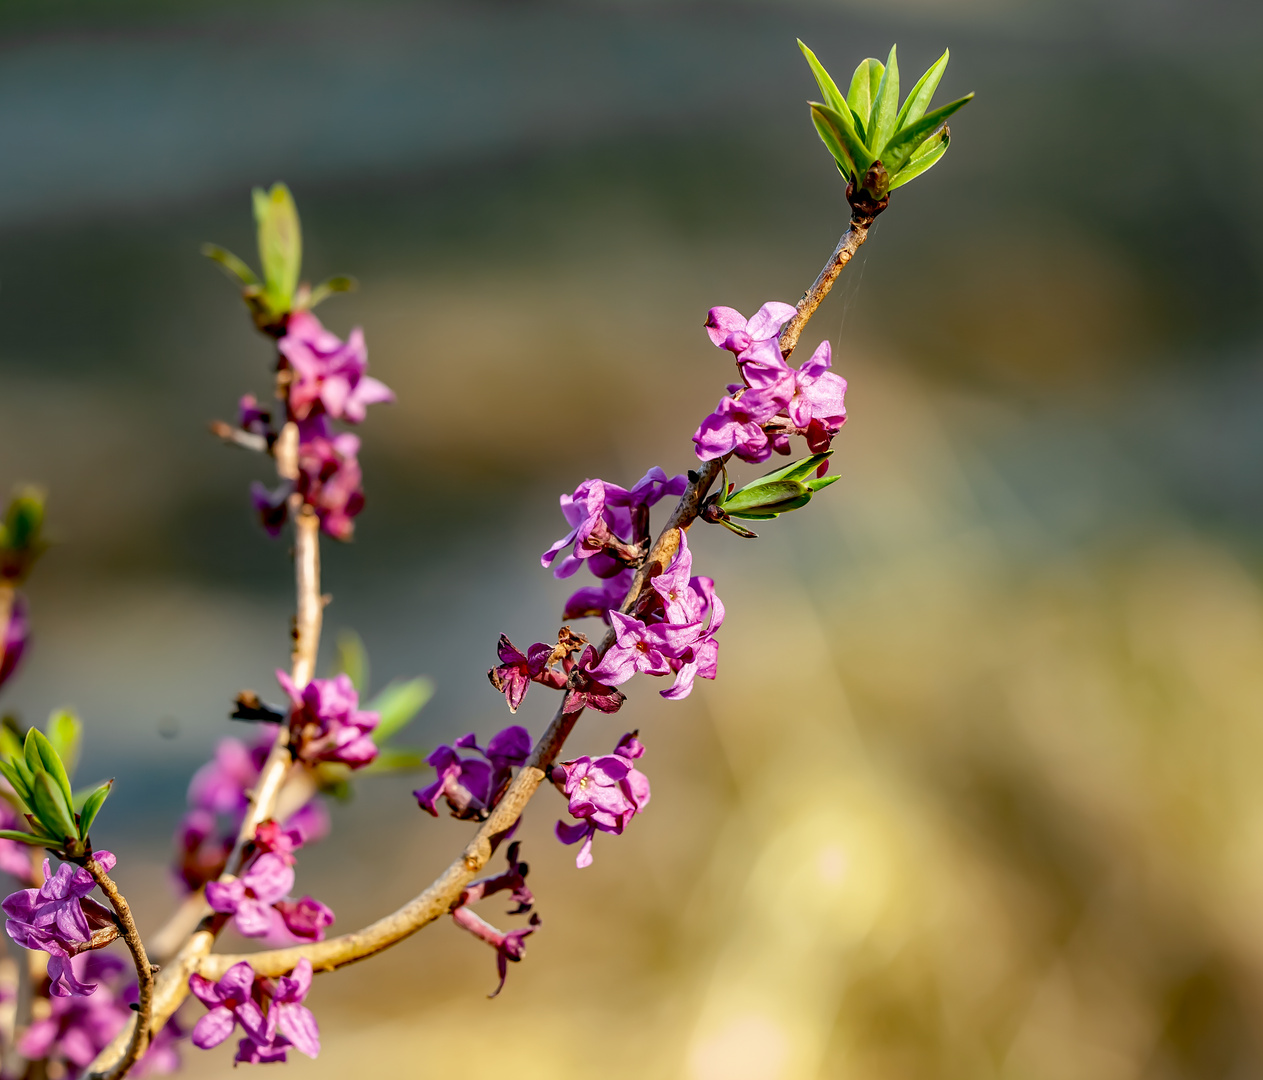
[
  {"left": 83, "top": 857, "right": 155, "bottom": 1080},
  {"left": 208, "top": 421, "right": 267, "bottom": 454},
  {"left": 776, "top": 189, "right": 886, "bottom": 359}
]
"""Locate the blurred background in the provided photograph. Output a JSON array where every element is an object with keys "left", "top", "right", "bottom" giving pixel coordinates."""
[{"left": 2, "top": 0, "right": 1263, "bottom": 1076}]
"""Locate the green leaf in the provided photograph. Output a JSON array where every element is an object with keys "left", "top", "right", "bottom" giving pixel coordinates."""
[
  {"left": 807, "top": 473, "right": 841, "bottom": 494},
  {"left": 880, "top": 93, "right": 973, "bottom": 177},
  {"left": 894, "top": 49, "right": 949, "bottom": 132},
  {"left": 307, "top": 276, "right": 357, "bottom": 309},
  {"left": 359, "top": 747, "right": 426, "bottom": 775},
  {"left": 253, "top": 183, "right": 302, "bottom": 315},
  {"left": 810, "top": 103, "right": 873, "bottom": 180},
  {"left": 77, "top": 780, "right": 113, "bottom": 840},
  {"left": 27, "top": 728, "right": 73, "bottom": 816},
  {"left": 333, "top": 630, "right": 369, "bottom": 695},
  {"left": 366, "top": 677, "right": 435, "bottom": 745},
  {"left": 31, "top": 770, "right": 76, "bottom": 842},
  {"left": 743, "top": 452, "right": 834, "bottom": 488},
  {"left": 846, "top": 57, "right": 884, "bottom": 130},
  {"left": 46, "top": 710, "right": 81, "bottom": 777},
  {"left": 200, "top": 244, "right": 260, "bottom": 287},
  {"left": 888, "top": 130, "right": 950, "bottom": 190},
  {"left": 0, "top": 721, "right": 24, "bottom": 764},
  {"left": 797, "top": 40, "right": 848, "bottom": 116},
  {"left": 0, "top": 759, "right": 33, "bottom": 808},
  {"left": 868, "top": 45, "right": 900, "bottom": 156},
  {"left": 0, "top": 829, "right": 50, "bottom": 847},
  {"left": 723, "top": 479, "right": 809, "bottom": 515},
  {"left": 716, "top": 517, "right": 759, "bottom": 539}
]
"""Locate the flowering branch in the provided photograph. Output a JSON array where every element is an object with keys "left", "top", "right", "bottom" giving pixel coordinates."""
[{"left": 82, "top": 856, "right": 156, "bottom": 1080}]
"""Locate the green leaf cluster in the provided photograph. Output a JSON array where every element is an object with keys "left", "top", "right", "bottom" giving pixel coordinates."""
[
  {"left": 0, "top": 488, "right": 48, "bottom": 583},
  {"left": 202, "top": 183, "right": 356, "bottom": 332},
  {"left": 0, "top": 715, "right": 110, "bottom": 856},
  {"left": 799, "top": 41, "right": 973, "bottom": 201},
  {"left": 706, "top": 453, "right": 840, "bottom": 538}
]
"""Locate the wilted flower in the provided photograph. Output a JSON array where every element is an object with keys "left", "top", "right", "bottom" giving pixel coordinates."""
[
  {"left": 487, "top": 637, "right": 565, "bottom": 713},
  {"left": 451, "top": 906, "right": 541, "bottom": 998}
]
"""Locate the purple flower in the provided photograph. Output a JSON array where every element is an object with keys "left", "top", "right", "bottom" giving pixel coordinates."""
[
  {"left": 246, "top": 957, "right": 321, "bottom": 1062},
  {"left": 296, "top": 432, "right": 366, "bottom": 541},
  {"left": 541, "top": 468, "right": 686, "bottom": 579},
  {"left": 553, "top": 734, "right": 651, "bottom": 868},
  {"left": 188, "top": 961, "right": 267, "bottom": 1051},
  {"left": 692, "top": 382, "right": 792, "bottom": 463},
  {"left": 3, "top": 853, "right": 119, "bottom": 997},
  {"left": 273, "top": 897, "right": 335, "bottom": 942},
  {"left": 277, "top": 670, "right": 380, "bottom": 769},
  {"left": 279, "top": 311, "right": 394, "bottom": 425},
  {"left": 563, "top": 567, "right": 633, "bottom": 624},
  {"left": 414, "top": 725, "right": 530, "bottom": 819},
  {"left": 660, "top": 576, "right": 725, "bottom": 701},
  {"left": 252, "top": 819, "right": 304, "bottom": 866},
  {"left": 704, "top": 302, "right": 797, "bottom": 357},
  {"left": 585, "top": 611, "right": 697, "bottom": 685},
  {"left": 0, "top": 593, "right": 29, "bottom": 690},
  {"left": 188, "top": 738, "right": 261, "bottom": 817},
  {"left": 451, "top": 905, "right": 541, "bottom": 998},
  {"left": 205, "top": 853, "right": 293, "bottom": 938}
]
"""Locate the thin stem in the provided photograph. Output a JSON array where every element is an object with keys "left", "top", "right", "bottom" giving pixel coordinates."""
[
  {"left": 777, "top": 197, "right": 884, "bottom": 359},
  {"left": 89, "top": 424, "right": 324, "bottom": 1079},
  {"left": 83, "top": 858, "right": 154, "bottom": 1080}
]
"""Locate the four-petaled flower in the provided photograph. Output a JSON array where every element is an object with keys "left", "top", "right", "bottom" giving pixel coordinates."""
[
  {"left": 188, "top": 961, "right": 267, "bottom": 1052},
  {"left": 205, "top": 853, "right": 293, "bottom": 938},
  {"left": 553, "top": 733, "right": 651, "bottom": 868},
  {"left": 237, "top": 957, "right": 321, "bottom": 1064},
  {"left": 277, "top": 670, "right": 380, "bottom": 768},
  {"left": 279, "top": 311, "right": 394, "bottom": 426},
  {"left": 3, "top": 853, "right": 119, "bottom": 997}
]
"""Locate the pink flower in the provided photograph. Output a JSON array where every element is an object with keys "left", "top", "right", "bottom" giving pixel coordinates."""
[
  {"left": 279, "top": 311, "right": 393, "bottom": 425},
  {"left": 553, "top": 733, "right": 651, "bottom": 868},
  {"left": 704, "top": 302, "right": 797, "bottom": 357},
  {"left": 0, "top": 593, "right": 29, "bottom": 691},
  {"left": 276, "top": 670, "right": 380, "bottom": 769},
  {"left": 205, "top": 853, "right": 293, "bottom": 938},
  {"left": 188, "top": 961, "right": 267, "bottom": 1051}
]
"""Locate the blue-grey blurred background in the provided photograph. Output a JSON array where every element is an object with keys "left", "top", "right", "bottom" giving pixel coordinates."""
[{"left": 3, "top": 0, "right": 1263, "bottom": 1076}]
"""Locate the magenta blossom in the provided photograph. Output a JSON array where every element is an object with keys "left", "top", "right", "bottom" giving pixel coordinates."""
[
  {"left": 277, "top": 670, "right": 380, "bottom": 769},
  {"left": 188, "top": 961, "right": 267, "bottom": 1052},
  {"left": 253, "top": 819, "right": 304, "bottom": 866},
  {"left": 238, "top": 957, "right": 321, "bottom": 1063},
  {"left": 273, "top": 897, "right": 335, "bottom": 942},
  {"left": 205, "top": 853, "right": 293, "bottom": 938},
  {"left": 704, "top": 302, "right": 797, "bottom": 358},
  {"left": 563, "top": 567, "right": 634, "bottom": 623},
  {"left": 553, "top": 733, "right": 651, "bottom": 868},
  {"left": 0, "top": 592, "right": 29, "bottom": 690},
  {"left": 279, "top": 311, "right": 394, "bottom": 425},
  {"left": 541, "top": 468, "right": 687, "bottom": 579},
  {"left": 414, "top": 725, "right": 530, "bottom": 819},
  {"left": 3, "top": 853, "right": 119, "bottom": 997}
]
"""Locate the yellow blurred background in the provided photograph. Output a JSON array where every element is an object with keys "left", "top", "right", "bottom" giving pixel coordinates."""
[{"left": 2, "top": 0, "right": 1263, "bottom": 1076}]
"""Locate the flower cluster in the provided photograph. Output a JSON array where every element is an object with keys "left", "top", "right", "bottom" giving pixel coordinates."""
[
  {"left": 19, "top": 953, "right": 183, "bottom": 1079},
  {"left": 3, "top": 854, "right": 120, "bottom": 997},
  {"left": 189, "top": 958, "right": 319, "bottom": 1064},
  {"left": 554, "top": 733, "right": 650, "bottom": 868},
  {"left": 174, "top": 732, "right": 329, "bottom": 895},
  {"left": 277, "top": 670, "right": 380, "bottom": 769},
  {"left": 249, "top": 311, "right": 393, "bottom": 541},
  {"left": 693, "top": 302, "right": 847, "bottom": 463},
  {"left": 414, "top": 725, "right": 531, "bottom": 820},
  {"left": 587, "top": 531, "right": 724, "bottom": 700},
  {"left": 450, "top": 843, "right": 539, "bottom": 997}
]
